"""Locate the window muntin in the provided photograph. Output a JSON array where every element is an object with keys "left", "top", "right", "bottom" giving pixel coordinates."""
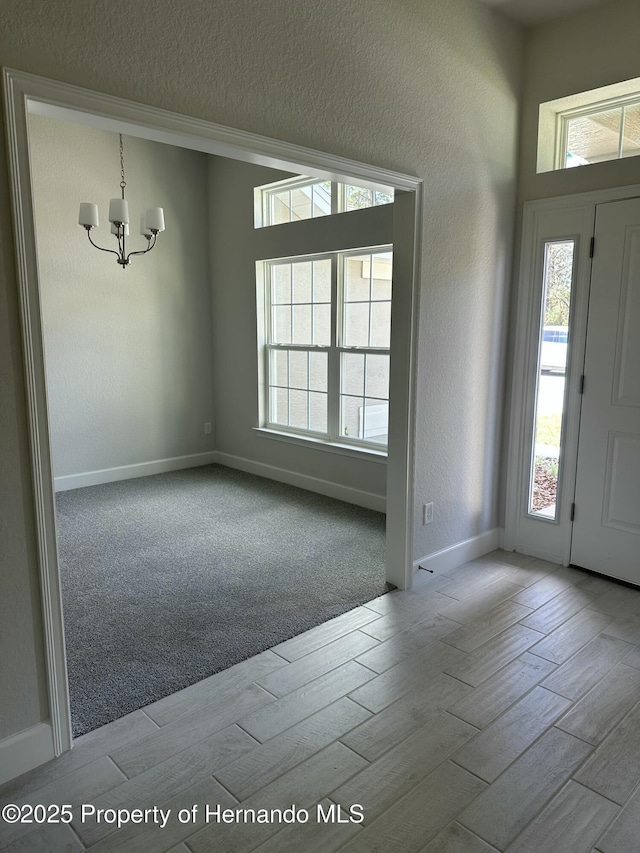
[
  {"left": 264, "top": 178, "right": 332, "bottom": 226},
  {"left": 527, "top": 240, "right": 576, "bottom": 521},
  {"left": 257, "top": 178, "right": 394, "bottom": 227},
  {"left": 342, "top": 184, "right": 394, "bottom": 212},
  {"left": 343, "top": 252, "right": 392, "bottom": 348},
  {"left": 560, "top": 96, "right": 640, "bottom": 168},
  {"left": 269, "top": 349, "right": 328, "bottom": 433},
  {"left": 270, "top": 258, "right": 331, "bottom": 346},
  {"left": 538, "top": 78, "right": 640, "bottom": 173},
  {"left": 267, "top": 258, "right": 331, "bottom": 434},
  {"left": 622, "top": 103, "right": 640, "bottom": 157},
  {"left": 262, "top": 248, "right": 392, "bottom": 450},
  {"left": 340, "top": 352, "right": 390, "bottom": 445}
]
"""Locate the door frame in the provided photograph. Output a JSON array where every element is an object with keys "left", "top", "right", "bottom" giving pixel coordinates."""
[
  {"left": 505, "top": 182, "right": 640, "bottom": 566},
  {"left": 3, "top": 68, "right": 423, "bottom": 757}
]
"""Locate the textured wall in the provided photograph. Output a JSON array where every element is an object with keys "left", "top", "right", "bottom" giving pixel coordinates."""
[
  {"left": 209, "top": 157, "right": 391, "bottom": 499},
  {"left": 29, "top": 115, "right": 215, "bottom": 479},
  {"left": 0, "top": 0, "right": 522, "bottom": 738}
]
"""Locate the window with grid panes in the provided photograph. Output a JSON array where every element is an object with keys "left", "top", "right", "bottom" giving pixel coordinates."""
[
  {"left": 264, "top": 178, "right": 332, "bottom": 225},
  {"left": 262, "top": 248, "right": 392, "bottom": 450},
  {"left": 562, "top": 99, "right": 640, "bottom": 167},
  {"left": 257, "top": 177, "right": 394, "bottom": 227}
]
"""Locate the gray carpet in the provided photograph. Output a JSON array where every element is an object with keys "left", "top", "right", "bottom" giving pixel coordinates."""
[{"left": 55, "top": 464, "right": 387, "bottom": 736}]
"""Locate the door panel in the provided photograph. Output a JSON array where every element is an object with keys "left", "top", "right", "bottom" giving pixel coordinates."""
[
  {"left": 602, "top": 432, "right": 640, "bottom": 534},
  {"left": 612, "top": 227, "right": 640, "bottom": 407},
  {"left": 571, "top": 198, "right": 640, "bottom": 583}
]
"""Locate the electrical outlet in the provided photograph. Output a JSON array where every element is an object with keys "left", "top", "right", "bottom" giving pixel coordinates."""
[
  {"left": 423, "top": 502, "right": 434, "bottom": 525},
  {"left": 204, "top": 422, "right": 212, "bottom": 435}
]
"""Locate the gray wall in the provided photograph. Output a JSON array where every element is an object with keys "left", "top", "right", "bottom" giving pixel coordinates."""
[
  {"left": 0, "top": 0, "right": 522, "bottom": 740},
  {"left": 29, "top": 115, "right": 215, "bottom": 480},
  {"left": 208, "top": 157, "right": 391, "bottom": 499}
]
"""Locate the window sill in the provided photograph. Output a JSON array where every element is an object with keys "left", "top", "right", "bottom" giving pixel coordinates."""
[{"left": 253, "top": 427, "right": 387, "bottom": 463}]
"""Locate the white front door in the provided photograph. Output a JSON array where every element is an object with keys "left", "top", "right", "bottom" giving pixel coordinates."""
[{"left": 571, "top": 197, "right": 640, "bottom": 584}]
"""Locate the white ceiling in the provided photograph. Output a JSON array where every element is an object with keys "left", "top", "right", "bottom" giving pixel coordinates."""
[{"left": 479, "top": 0, "right": 611, "bottom": 25}]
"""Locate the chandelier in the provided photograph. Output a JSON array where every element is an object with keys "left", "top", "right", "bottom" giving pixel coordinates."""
[{"left": 78, "top": 134, "right": 165, "bottom": 269}]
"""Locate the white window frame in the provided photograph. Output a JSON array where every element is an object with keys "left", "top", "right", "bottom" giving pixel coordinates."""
[
  {"left": 524, "top": 237, "right": 578, "bottom": 524},
  {"left": 554, "top": 91, "right": 640, "bottom": 170},
  {"left": 254, "top": 177, "right": 394, "bottom": 228},
  {"left": 257, "top": 246, "right": 392, "bottom": 455},
  {"left": 256, "top": 176, "right": 335, "bottom": 227}
]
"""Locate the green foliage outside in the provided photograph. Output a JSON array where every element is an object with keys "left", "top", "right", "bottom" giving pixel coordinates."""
[
  {"left": 347, "top": 186, "right": 393, "bottom": 210},
  {"left": 534, "top": 413, "right": 561, "bottom": 478},
  {"left": 536, "top": 413, "right": 562, "bottom": 446},
  {"left": 535, "top": 455, "right": 558, "bottom": 478}
]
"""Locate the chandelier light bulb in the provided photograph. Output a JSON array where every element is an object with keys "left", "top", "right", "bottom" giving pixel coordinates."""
[
  {"left": 78, "top": 203, "right": 99, "bottom": 228},
  {"left": 145, "top": 207, "right": 165, "bottom": 233},
  {"left": 108, "top": 198, "right": 129, "bottom": 225}
]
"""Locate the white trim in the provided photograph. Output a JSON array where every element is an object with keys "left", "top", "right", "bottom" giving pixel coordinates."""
[
  {"left": 521, "top": 183, "right": 640, "bottom": 213},
  {"left": 20, "top": 70, "right": 420, "bottom": 192},
  {"left": 217, "top": 452, "right": 386, "bottom": 513},
  {"left": 413, "top": 529, "right": 500, "bottom": 575},
  {"left": 0, "top": 723, "right": 54, "bottom": 786},
  {"left": 386, "top": 188, "right": 421, "bottom": 590},
  {"left": 3, "top": 71, "right": 73, "bottom": 757},
  {"left": 253, "top": 428, "right": 387, "bottom": 462},
  {"left": 54, "top": 452, "right": 219, "bottom": 492}
]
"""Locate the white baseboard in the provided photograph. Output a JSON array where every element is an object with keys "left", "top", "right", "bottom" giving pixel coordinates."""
[
  {"left": 413, "top": 528, "right": 500, "bottom": 575},
  {"left": 0, "top": 722, "right": 55, "bottom": 786},
  {"left": 54, "top": 451, "right": 219, "bottom": 492},
  {"left": 217, "top": 452, "right": 386, "bottom": 513}
]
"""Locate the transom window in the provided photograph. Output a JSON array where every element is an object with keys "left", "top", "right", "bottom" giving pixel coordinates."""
[
  {"left": 561, "top": 99, "right": 640, "bottom": 167},
  {"left": 259, "top": 248, "right": 392, "bottom": 451},
  {"left": 537, "top": 78, "right": 640, "bottom": 172},
  {"left": 256, "top": 177, "right": 394, "bottom": 228}
]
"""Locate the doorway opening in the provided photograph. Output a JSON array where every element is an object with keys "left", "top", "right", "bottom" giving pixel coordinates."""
[{"left": 4, "top": 69, "right": 421, "bottom": 756}]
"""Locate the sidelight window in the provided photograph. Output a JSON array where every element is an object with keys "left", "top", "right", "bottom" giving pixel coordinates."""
[{"left": 527, "top": 239, "right": 576, "bottom": 520}]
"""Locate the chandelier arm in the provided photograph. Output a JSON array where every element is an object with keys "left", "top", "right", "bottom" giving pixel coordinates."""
[
  {"left": 125, "top": 233, "right": 158, "bottom": 262},
  {"left": 86, "top": 229, "right": 122, "bottom": 259}
]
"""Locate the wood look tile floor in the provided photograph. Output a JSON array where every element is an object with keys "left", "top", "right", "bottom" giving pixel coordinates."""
[{"left": 2, "top": 549, "right": 640, "bottom": 853}]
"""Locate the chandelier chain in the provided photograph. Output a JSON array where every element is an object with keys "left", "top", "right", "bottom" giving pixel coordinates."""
[{"left": 119, "top": 133, "right": 126, "bottom": 197}]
